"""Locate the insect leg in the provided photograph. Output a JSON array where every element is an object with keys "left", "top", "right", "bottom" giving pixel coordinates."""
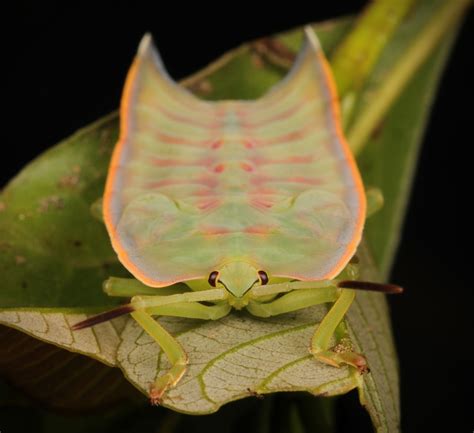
[
  {"left": 248, "top": 279, "right": 334, "bottom": 298},
  {"left": 247, "top": 285, "right": 367, "bottom": 373},
  {"left": 131, "top": 309, "right": 187, "bottom": 405},
  {"left": 72, "top": 289, "right": 227, "bottom": 331},
  {"left": 130, "top": 289, "right": 227, "bottom": 310},
  {"left": 246, "top": 286, "right": 338, "bottom": 317},
  {"left": 90, "top": 197, "right": 103, "bottom": 221},
  {"left": 103, "top": 277, "right": 187, "bottom": 297},
  {"left": 365, "top": 187, "right": 384, "bottom": 218},
  {"left": 311, "top": 289, "right": 368, "bottom": 373},
  {"left": 128, "top": 289, "right": 228, "bottom": 404},
  {"left": 146, "top": 301, "right": 231, "bottom": 320},
  {"left": 73, "top": 287, "right": 229, "bottom": 403}
]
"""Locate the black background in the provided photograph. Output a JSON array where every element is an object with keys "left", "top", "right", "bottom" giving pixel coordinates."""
[{"left": 4, "top": 2, "right": 473, "bottom": 432}]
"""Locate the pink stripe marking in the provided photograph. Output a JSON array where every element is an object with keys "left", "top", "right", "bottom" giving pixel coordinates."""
[
  {"left": 240, "top": 162, "right": 254, "bottom": 172},
  {"left": 251, "top": 155, "right": 313, "bottom": 165},
  {"left": 151, "top": 132, "right": 224, "bottom": 149},
  {"left": 243, "top": 139, "right": 259, "bottom": 149},
  {"left": 154, "top": 131, "right": 205, "bottom": 146},
  {"left": 263, "top": 128, "right": 309, "bottom": 145},
  {"left": 250, "top": 197, "right": 276, "bottom": 209},
  {"left": 238, "top": 102, "right": 306, "bottom": 128},
  {"left": 213, "top": 163, "right": 225, "bottom": 173},
  {"left": 244, "top": 225, "right": 272, "bottom": 234},
  {"left": 201, "top": 227, "right": 231, "bottom": 235},
  {"left": 241, "top": 124, "right": 315, "bottom": 148},
  {"left": 146, "top": 176, "right": 218, "bottom": 189},
  {"left": 151, "top": 157, "right": 214, "bottom": 167},
  {"left": 211, "top": 139, "right": 223, "bottom": 149},
  {"left": 252, "top": 175, "right": 322, "bottom": 187},
  {"left": 248, "top": 187, "right": 279, "bottom": 195},
  {"left": 197, "top": 198, "right": 220, "bottom": 211},
  {"left": 157, "top": 105, "right": 220, "bottom": 129},
  {"left": 286, "top": 176, "right": 322, "bottom": 185}
]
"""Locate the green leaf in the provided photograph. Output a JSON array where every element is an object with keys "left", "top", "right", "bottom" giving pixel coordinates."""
[
  {"left": 0, "top": 2, "right": 466, "bottom": 431},
  {"left": 0, "top": 114, "right": 128, "bottom": 309}
]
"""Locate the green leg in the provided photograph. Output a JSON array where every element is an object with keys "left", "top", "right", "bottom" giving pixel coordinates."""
[
  {"left": 90, "top": 197, "right": 103, "bottom": 221},
  {"left": 365, "top": 187, "right": 384, "bottom": 218},
  {"left": 98, "top": 277, "right": 229, "bottom": 403},
  {"left": 127, "top": 289, "right": 228, "bottom": 404},
  {"left": 131, "top": 310, "right": 188, "bottom": 404},
  {"left": 103, "top": 277, "right": 188, "bottom": 297},
  {"left": 147, "top": 301, "right": 231, "bottom": 320},
  {"left": 311, "top": 289, "right": 367, "bottom": 372},
  {"left": 247, "top": 287, "right": 338, "bottom": 317},
  {"left": 74, "top": 277, "right": 230, "bottom": 403},
  {"left": 248, "top": 286, "right": 367, "bottom": 373}
]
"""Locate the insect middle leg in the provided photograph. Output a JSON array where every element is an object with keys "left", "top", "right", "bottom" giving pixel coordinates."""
[{"left": 247, "top": 285, "right": 367, "bottom": 372}]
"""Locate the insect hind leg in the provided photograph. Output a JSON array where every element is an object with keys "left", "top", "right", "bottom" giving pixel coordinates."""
[{"left": 103, "top": 277, "right": 187, "bottom": 297}]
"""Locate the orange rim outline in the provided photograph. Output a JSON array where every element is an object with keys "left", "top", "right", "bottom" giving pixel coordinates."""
[
  {"left": 103, "top": 53, "right": 179, "bottom": 287},
  {"left": 315, "top": 48, "right": 367, "bottom": 280}
]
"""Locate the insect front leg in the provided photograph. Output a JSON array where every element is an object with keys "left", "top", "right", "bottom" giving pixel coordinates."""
[
  {"left": 130, "top": 309, "right": 188, "bottom": 405},
  {"left": 130, "top": 289, "right": 230, "bottom": 404},
  {"left": 247, "top": 282, "right": 367, "bottom": 373},
  {"left": 246, "top": 286, "right": 338, "bottom": 317},
  {"left": 74, "top": 280, "right": 229, "bottom": 404},
  {"left": 310, "top": 289, "right": 368, "bottom": 373}
]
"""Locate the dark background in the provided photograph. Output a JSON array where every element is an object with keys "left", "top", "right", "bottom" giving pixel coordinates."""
[{"left": 4, "top": 2, "right": 473, "bottom": 432}]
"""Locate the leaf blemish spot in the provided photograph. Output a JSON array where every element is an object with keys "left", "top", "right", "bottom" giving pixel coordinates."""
[
  {"left": 247, "top": 388, "right": 264, "bottom": 399},
  {"left": 251, "top": 52, "right": 264, "bottom": 69},
  {"left": 38, "top": 196, "right": 65, "bottom": 212},
  {"left": 58, "top": 165, "right": 81, "bottom": 188},
  {"left": 192, "top": 79, "right": 213, "bottom": 95}
]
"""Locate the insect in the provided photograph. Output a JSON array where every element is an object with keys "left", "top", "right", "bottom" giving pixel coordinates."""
[{"left": 73, "top": 26, "right": 402, "bottom": 404}]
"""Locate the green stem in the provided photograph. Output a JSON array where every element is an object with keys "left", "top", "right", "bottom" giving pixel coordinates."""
[
  {"left": 347, "top": 0, "right": 472, "bottom": 155},
  {"left": 331, "top": 0, "right": 417, "bottom": 98}
]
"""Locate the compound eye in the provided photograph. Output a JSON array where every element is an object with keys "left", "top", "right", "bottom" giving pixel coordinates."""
[
  {"left": 208, "top": 271, "right": 219, "bottom": 287},
  {"left": 258, "top": 270, "right": 269, "bottom": 285}
]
